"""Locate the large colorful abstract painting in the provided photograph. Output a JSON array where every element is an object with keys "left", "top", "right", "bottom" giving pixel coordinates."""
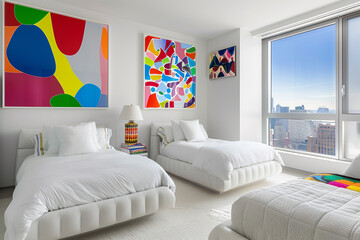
[
  {"left": 3, "top": 2, "right": 108, "bottom": 107},
  {"left": 144, "top": 35, "right": 196, "bottom": 109},
  {"left": 209, "top": 46, "right": 236, "bottom": 79}
]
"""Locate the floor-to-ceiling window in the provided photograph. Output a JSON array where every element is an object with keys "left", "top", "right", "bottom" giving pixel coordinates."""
[{"left": 263, "top": 12, "right": 360, "bottom": 161}]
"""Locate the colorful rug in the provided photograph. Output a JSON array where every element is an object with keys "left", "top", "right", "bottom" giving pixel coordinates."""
[{"left": 305, "top": 173, "right": 360, "bottom": 192}]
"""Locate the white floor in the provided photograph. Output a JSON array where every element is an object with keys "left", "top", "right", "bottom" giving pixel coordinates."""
[{"left": 0, "top": 167, "right": 310, "bottom": 240}]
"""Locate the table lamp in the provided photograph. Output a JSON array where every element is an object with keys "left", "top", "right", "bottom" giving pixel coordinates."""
[{"left": 120, "top": 104, "right": 143, "bottom": 145}]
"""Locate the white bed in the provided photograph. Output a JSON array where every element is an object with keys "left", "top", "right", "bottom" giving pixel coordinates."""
[
  {"left": 209, "top": 178, "right": 360, "bottom": 240},
  {"left": 150, "top": 122, "right": 283, "bottom": 193},
  {"left": 5, "top": 128, "right": 176, "bottom": 240}
]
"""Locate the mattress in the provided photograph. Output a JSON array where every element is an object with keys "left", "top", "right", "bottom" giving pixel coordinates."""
[
  {"left": 231, "top": 178, "right": 360, "bottom": 240},
  {"left": 160, "top": 139, "right": 283, "bottom": 180},
  {"left": 160, "top": 138, "right": 224, "bottom": 164},
  {"left": 5, "top": 150, "right": 175, "bottom": 240}
]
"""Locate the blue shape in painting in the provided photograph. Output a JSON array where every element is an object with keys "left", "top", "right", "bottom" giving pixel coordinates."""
[
  {"left": 164, "top": 94, "right": 171, "bottom": 99},
  {"left": 181, "top": 42, "right": 192, "bottom": 49},
  {"left": 153, "top": 39, "right": 166, "bottom": 51},
  {"left": 190, "top": 83, "right": 196, "bottom": 96},
  {"left": 189, "top": 58, "right": 196, "bottom": 68},
  {"left": 161, "top": 74, "right": 178, "bottom": 83},
  {"left": 7, "top": 25, "right": 55, "bottom": 77},
  {"left": 75, "top": 84, "right": 101, "bottom": 107},
  {"left": 154, "top": 62, "right": 163, "bottom": 69},
  {"left": 157, "top": 82, "right": 167, "bottom": 93},
  {"left": 97, "top": 94, "right": 108, "bottom": 107},
  {"left": 145, "top": 65, "right": 151, "bottom": 80},
  {"left": 174, "top": 69, "right": 185, "bottom": 78}
]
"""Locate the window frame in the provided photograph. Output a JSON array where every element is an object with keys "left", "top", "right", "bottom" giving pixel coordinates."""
[{"left": 262, "top": 19, "right": 342, "bottom": 160}]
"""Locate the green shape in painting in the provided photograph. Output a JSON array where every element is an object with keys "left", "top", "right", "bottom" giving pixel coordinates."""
[
  {"left": 50, "top": 94, "right": 81, "bottom": 107},
  {"left": 160, "top": 101, "right": 168, "bottom": 108},
  {"left": 191, "top": 68, "right": 196, "bottom": 76},
  {"left": 162, "top": 57, "right": 170, "bottom": 64},
  {"left": 187, "top": 47, "right": 196, "bottom": 53},
  {"left": 14, "top": 4, "right": 48, "bottom": 25},
  {"left": 145, "top": 57, "right": 154, "bottom": 67}
]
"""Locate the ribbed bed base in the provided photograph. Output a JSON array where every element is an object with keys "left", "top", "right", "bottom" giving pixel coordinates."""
[
  {"left": 156, "top": 155, "right": 282, "bottom": 193},
  {"left": 25, "top": 187, "right": 175, "bottom": 240}
]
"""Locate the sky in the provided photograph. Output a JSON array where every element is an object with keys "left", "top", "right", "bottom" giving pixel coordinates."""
[{"left": 271, "top": 24, "right": 336, "bottom": 111}]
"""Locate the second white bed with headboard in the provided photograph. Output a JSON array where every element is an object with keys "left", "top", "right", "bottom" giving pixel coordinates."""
[{"left": 150, "top": 122, "right": 283, "bottom": 193}]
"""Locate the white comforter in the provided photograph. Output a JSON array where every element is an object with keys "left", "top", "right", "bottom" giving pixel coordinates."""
[
  {"left": 161, "top": 139, "right": 283, "bottom": 180},
  {"left": 231, "top": 179, "right": 360, "bottom": 240},
  {"left": 5, "top": 150, "right": 175, "bottom": 240}
]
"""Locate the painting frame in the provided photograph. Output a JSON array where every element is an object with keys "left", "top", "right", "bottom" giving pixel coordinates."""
[
  {"left": 209, "top": 46, "right": 236, "bottom": 80},
  {"left": 2, "top": 1, "right": 109, "bottom": 108},
  {"left": 143, "top": 34, "right": 197, "bottom": 110}
]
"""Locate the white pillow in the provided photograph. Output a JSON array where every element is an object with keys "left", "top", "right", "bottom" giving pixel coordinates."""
[
  {"left": 55, "top": 122, "right": 100, "bottom": 156},
  {"left": 180, "top": 120, "right": 206, "bottom": 142},
  {"left": 200, "top": 124, "right": 208, "bottom": 139},
  {"left": 96, "top": 127, "right": 114, "bottom": 149},
  {"left": 42, "top": 125, "right": 60, "bottom": 154},
  {"left": 344, "top": 154, "right": 360, "bottom": 178},
  {"left": 158, "top": 126, "right": 174, "bottom": 149},
  {"left": 171, "top": 120, "right": 186, "bottom": 141}
]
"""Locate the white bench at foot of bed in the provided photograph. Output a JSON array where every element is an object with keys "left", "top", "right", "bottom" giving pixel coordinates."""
[
  {"left": 156, "top": 155, "right": 282, "bottom": 193},
  {"left": 209, "top": 221, "right": 248, "bottom": 240},
  {"left": 26, "top": 187, "right": 175, "bottom": 240}
]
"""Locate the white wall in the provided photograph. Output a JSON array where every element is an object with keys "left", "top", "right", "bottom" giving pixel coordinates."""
[
  {"left": 0, "top": 0, "right": 208, "bottom": 187},
  {"left": 239, "top": 29, "right": 262, "bottom": 142},
  {"left": 207, "top": 29, "right": 262, "bottom": 142},
  {"left": 207, "top": 29, "right": 241, "bottom": 141}
]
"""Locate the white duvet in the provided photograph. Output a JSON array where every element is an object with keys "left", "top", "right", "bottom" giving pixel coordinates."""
[
  {"left": 231, "top": 179, "right": 360, "bottom": 240},
  {"left": 4, "top": 150, "right": 175, "bottom": 240},
  {"left": 161, "top": 139, "right": 283, "bottom": 180}
]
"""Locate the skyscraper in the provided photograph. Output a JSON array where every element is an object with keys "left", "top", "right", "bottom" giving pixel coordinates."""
[{"left": 317, "top": 123, "right": 335, "bottom": 155}]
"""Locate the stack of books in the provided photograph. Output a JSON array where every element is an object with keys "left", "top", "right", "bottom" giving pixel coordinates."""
[{"left": 121, "top": 143, "right": 148, "bottom": 155}]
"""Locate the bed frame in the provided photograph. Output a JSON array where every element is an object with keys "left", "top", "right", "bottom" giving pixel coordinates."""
[
  {"left": 150, "top": 123, "right": 282, "bottom": 193},
  {"left": 209, "top": 221, "right": 249, "bottom": 240},
  {"left": 14, "top": 129, "right": 175, "bottom": 240}
]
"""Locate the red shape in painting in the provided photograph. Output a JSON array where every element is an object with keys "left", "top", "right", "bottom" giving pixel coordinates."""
[
  {"left": 147, "top": 93, "right": 160, "bottom": 108},
  {"left": 51, "top": 13, "right": 86, "bottom": 56},
  {"left": 231, "top": 62, "right": 235, "bottom": 73},
  {"left": 145, "top": 35, "right": 160, "bottom": 52},
  {"left": 145, "top": 81, "right": 159, "bottom": 87},
  {"left": 154, "top": 49, "right": 167, "bottom": 62},
  {"left": 5, "top": 73, "right": 64, "bottom": 107},
  {"left": 166, "top": 45, "right": 174, "bottom": 57},
  {"left": 150, "top": 68, "right": 162, "bottom": 75},
  {"left": 5, "top": 2, "right": 20, "bottom": 26}
]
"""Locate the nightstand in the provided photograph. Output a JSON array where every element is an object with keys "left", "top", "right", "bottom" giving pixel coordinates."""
[{"left": 120, "top": 143, "right": 148, "bottom": 157}]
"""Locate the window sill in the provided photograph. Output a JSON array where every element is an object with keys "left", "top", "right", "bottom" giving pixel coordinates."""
[{"left": 277, "top": 150, "right": 350, "bottom": 174}]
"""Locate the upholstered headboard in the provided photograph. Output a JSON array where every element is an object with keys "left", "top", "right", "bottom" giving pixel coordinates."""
[
  {"left": 16, "top": 129, "right": 39, "bottom": 176},
  {"left": 150, "top": 122, "right": 171, "bottom": 160}
]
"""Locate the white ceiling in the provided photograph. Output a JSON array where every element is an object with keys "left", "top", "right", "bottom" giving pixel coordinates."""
[{"left": 52, "top": 0, "right": 354, "bottom": 39}]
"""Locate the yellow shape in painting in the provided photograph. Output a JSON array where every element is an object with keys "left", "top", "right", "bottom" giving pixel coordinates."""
[
  {"left": 183, "top": 84, "right": 187, "bottom": 89},
  {"left": 187, "top": 93, "right": 192, "bottom": 99},
  {"left": 148, "top": 40, "right": 160, "bottom": 56},
  {"left": 150, "top": 75, "right": 162, "bottom": 81},
  {"left": 35, "top": 14, "right": 83, "bottom": 96}
]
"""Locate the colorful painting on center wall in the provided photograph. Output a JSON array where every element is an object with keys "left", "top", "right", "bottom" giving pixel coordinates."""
[
  {"left": 144, "top": 35, "right": 196, "bottom": 109},
  {"left": 4, "top": 2, "right": 108, "bottom": 108},
  {"left": 209, "top": 46, "right": 236, "bottom": 79}
]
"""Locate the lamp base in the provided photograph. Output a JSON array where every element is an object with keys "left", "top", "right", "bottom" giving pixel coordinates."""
[{"left": 125, "top": 121, "right": 138, "bottom": 144}]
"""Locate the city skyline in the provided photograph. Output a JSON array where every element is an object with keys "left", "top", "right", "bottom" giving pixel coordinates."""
[{"left": 271, "top": 24, "right": 336, "bottom": 111}]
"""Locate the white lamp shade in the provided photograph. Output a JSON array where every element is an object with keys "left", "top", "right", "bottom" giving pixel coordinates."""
[{"left": 120, "top": 105, "right": 143, "bottom": 121}]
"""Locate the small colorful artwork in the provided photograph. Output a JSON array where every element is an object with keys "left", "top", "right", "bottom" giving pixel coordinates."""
[
  {"left": 305, "top": 173, "right": 360, "bottom": 192},
  {"left": 209, "top": 46, "right": 236, "bottom": 79},
  {"left": 144, "top": 35, "right": 196, "bottom": 109},
  {"left": 4, "top": 2, "right": 108, "bottom": 107}
]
